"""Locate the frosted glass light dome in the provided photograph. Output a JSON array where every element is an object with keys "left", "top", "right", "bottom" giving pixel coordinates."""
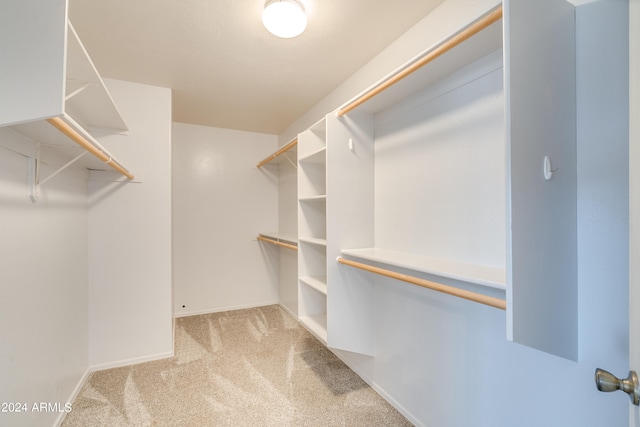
[{"left": 262, "top": 0, "right": 307, "bottom": 39}]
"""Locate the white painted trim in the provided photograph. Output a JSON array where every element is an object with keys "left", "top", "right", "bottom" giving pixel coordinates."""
[
  {"left": 173, "top": 300, "right": 279, "bottom": 318},
  {"left": 278, "top": 302, "right": 298, "bottom": 320},
  {"left": 53, "top": 367, "right": 91, "bottom": 427},
  {"left": 89, "top": 351, "right": 174, "bottom": 372},
  {"left": 329, "top": 349, "right": 423, "bottom": 427}
]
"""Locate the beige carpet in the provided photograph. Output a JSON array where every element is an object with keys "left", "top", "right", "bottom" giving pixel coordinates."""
[{"left": 62, "top": 305, "right": 412, "bottom": 426}]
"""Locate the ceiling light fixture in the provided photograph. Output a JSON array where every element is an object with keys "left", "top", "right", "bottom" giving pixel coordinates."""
[{"left": 262, "top": 0, "right": 307, "bottom": 39}]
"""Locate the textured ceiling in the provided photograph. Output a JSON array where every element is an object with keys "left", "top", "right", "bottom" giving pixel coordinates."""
[{"left": 69, "top": 0, "right": 445, "bottom": 134}]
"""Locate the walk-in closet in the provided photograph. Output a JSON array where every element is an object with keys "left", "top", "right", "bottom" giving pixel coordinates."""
[{"left": 0, "top": 0, "right": 635, "bottom": 426}]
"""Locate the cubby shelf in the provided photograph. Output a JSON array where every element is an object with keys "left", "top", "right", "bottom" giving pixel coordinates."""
[
  {"left": 298, "top": 146, "right": 326, "bottom": 164},
  {"left": 299, "top": 276, "right": 328, "bottom": 295},
  {"left": 299, "top": 195, "right": 327, "bottom": 203}
]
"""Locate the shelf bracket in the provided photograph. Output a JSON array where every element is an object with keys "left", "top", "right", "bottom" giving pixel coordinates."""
[
  {"left": 282, "top": 152, "right": 297, "bottom": 169},
  {"left": 65, "top": 83, "right": 91, "bottom": 101},
  {"left": 64, "top": 79, "right": 97, "bottom": 101},
  {"left": 28, "top": 145, "right": 87, "bottom": 202}
]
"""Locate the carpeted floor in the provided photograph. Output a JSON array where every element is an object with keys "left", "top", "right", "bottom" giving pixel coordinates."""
[{"left": 62, "top": 305, "right": 412, "bottom": 426}]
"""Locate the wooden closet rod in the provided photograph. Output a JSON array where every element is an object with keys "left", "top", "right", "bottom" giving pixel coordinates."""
[
  {"left": 336, "top": 5, "right": 503, "bottom": 117},
  {"left": 47, "top": 117, "right": 134, "bottom": 180},
  {"left": 257, "top": 235, "right": 298, "bottom": 251},
  {"left": 337, "top": 257, "right": 506, "bottom": 310},
  {"left": 257, "top": 138, "right": 298, "bottom": 168}
]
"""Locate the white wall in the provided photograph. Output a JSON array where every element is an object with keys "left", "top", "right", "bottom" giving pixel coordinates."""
[
  {"left": 172, "top": 123, "right": 279, "bottom": 316},
  {"left": 0, "top": 129, "right": 89, "bottom": 427},
  {"left": 88, "top": 79, "right": 173, "bottom": 368},
  {"left": 282, "top": 0, "right": 630, "bottom": 425}
]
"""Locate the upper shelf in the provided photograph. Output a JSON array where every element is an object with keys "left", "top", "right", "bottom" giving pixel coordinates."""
[
  {"left": 0, "top": 1, "right": 131, "bottom": 178},
  {"left": 336, "top": 6, "right": 503, "bottom": 117}
]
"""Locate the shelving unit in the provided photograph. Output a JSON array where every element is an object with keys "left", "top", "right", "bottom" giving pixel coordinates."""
[
  {"left": 326, "top": 2, "right": 578, "bottom": 360},
  {"left": 0, "top": 1, "right": 133, "bottom": 198},
  {"left": 297, "top": 117, "right": 328, "bottom": 344}
]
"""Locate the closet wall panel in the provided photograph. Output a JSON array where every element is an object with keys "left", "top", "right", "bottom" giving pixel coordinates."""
[
  {"left": 0, "top": 128, "right": 89, "bottom": 427},
  {"left": 173, "top": 123, "right": 279, "bottom": 316},
  {"left": 88, "top": 80, "right": 173, "bottom": 369}
]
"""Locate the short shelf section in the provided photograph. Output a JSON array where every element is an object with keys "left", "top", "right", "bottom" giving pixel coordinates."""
[
  {"left": 299, "top": 276, "right": 327, "bottom": 295},
  {"left": 340, "top": 247, "right": 505, "bottom": 290}
]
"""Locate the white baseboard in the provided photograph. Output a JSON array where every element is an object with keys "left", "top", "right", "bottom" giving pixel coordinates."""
[
  {"left": 329, "top": 349, "right": 423, "bottom": 427},
  {"left": 173, "top": 300, "right": 279, "bottom": 318},
  {"left": 53, "top": 367, "right": 91, "bottom": 427},
  {"left": 89, "top": 350, "right": 175, "bottom": 372},
  {"left": 277, "top": 302, "right": 298, "bottom": 320},
  {"left": 54, "top": 350, "right": 174, "bottom": 426}
]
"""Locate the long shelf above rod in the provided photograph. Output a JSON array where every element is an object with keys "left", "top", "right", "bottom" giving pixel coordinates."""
[
  {"left": 336, "top": 5, "right": 503, "bottom": 117},
  {"left": 47, "top": 116, "right": 134, "bottom": 180},
  {"left": 257, "top": 235, "right": 298, "bottom": 251},
  {"left": 257, "top": 138, "right": 297, "bottom": 168},
  {"left": 337, "top": 256, "right": 506, "bottom": 310}
]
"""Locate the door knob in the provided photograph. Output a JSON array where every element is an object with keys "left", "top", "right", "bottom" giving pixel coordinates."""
[{"left": 595, "top": 368, "right": 640, "bottom": 405}]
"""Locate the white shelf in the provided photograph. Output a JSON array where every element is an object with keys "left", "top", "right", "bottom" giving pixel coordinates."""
[
  {"left": 299, "top": 237, "right": 327, "bottom": 247},
  {"left": 341, "top": 247, "right": 506, "bottom": 290},
  {"left": 298, "top": 146, "right": 326, "bottom": 164},
  {"left": 1, "top": 12, "right": 129, "bottom": 175},
  {"left": 299, "top": 276, "right": 327, "bottom": 295},
  {"left": 299, "top": 195, "right": 327, "bottom": 203},
  {"left": 299, "top": 315, "right": 328, "bottom": 344}
]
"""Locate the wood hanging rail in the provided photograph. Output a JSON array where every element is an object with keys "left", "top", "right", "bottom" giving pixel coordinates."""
[
  {"left": 257, "top": 235, "right": 298, "bottom": 251},
  {"left": 337, "top": 256, "right": 506, "bottom": 310},
  {"left": 257, "top": 138, "right": 298, "bottom": 168},
  {"left": 47, "top": 117, "right": 134, "bottom": 180},
  {"left": 336, "top": 5, "right": 503, "bottom": 117}
]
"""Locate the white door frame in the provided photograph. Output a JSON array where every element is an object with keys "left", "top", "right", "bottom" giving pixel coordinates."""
[{"left": 630, "top": 0, "right": 639, "bottom": 425}]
